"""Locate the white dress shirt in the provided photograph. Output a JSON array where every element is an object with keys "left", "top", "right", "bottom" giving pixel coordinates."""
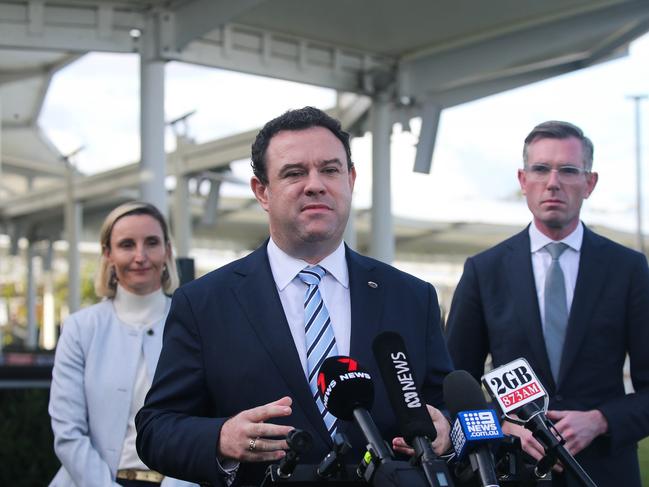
[
  {"left": 266, "top": 238, "right": 351, "bottom": 374},
  {"left": 529, "top": 222, "right": 583, "bottom": 331}
]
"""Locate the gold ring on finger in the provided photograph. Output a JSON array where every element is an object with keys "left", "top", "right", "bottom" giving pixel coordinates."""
[{"left": 248, "top": 437, "right": 258, "bottom": 452}]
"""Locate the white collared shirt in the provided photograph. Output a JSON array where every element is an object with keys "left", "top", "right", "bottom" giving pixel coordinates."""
[
  {"left": 529, "top": 222, "right": 583, "bottom": 331},
  {"left": 267, "top": 238, "right": 351, "bottom": 374}
]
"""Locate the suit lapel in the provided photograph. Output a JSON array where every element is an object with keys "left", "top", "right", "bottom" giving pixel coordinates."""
[
  {"left": 347, "top": 247, "right": 384, "bottom": 368},
  {"left": 558, "top": 227, "right": 608, "bottom": 386},
  {"left": 505, "top": 229, "right": 556, "bottom": 389},
  {"left": 329, "top": 247, "right": 384, "bottom": 439},
  {"left": 231, "top": 244, "right": 331, "bottom": 445}
]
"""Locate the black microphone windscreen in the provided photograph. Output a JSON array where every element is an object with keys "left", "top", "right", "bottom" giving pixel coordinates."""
[
  {"left": 317, "top": 356, "right": 374, "bottom": 420},
  {"left": 443, "top": 370, "right": 489, "bottom": 418},
  {"left": 372, "top": 331, "right": 437, "bottom": 443}
]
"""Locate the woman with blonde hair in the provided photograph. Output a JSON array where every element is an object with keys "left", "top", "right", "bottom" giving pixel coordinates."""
[{"left": 49, "top": 202, "right": 195, "bottom": 487}]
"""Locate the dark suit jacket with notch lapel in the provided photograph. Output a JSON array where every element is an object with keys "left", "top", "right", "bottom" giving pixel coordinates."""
[
  {"left": 136, "top": 242, "right": 453, "bottom": 486},
  {"left": 446, "top": 224, "right": 649, "bottom": 486}
]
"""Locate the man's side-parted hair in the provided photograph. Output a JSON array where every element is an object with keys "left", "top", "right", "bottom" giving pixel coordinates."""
[
  {"left": 523, "top": 120, "right": 594, "bottom": 171},
  {"left": 94, "top": 201, "right": 179, "bottom": 298},
  {"left": 251, "top": 106, "right": 353, "bottom": 185}
]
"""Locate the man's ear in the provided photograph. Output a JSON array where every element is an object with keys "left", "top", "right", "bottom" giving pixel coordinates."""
[
  {"left": 250, "top": 176, "right": 270, "bottom": 212},
  {"left": 517, "top": 168, "right": 527, "bottom": 195},
  {"left": 348, "top": 165, "right": 357, "bottom": 190},
  {"left": 584, "top": 171, "right": 598, "bottom": 199}
]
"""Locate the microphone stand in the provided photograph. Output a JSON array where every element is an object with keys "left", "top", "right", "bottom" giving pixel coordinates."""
[
  {"left": 493, "top": 436, "right": 553, "bottom": 486},
  {"left": 410, "top": 437, "right": 455, "bottom": 487},
  {"left": 523, "top": 412, "right": 597, "bottom": 487},
  {"left": 317, "top": 432, "right": 352, "bottom": 479},
  {"left": 534, "top": 450, "right": 557, "bottom": 479},
  {"left": 261, "top": 429, "right": 313, "bottom": 486}
]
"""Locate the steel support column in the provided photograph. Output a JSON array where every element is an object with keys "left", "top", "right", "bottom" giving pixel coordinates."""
[
  {"left": 172, "top": 136, "right": 192, "bottom": 258},
  {"left": 64, "top": 155, "right": 82, "bottom": 314},
  {"left": 369, "top": 97, "right": 394, "bottom": 263},
  {"left": 42, "top": 241, "right": 56, "bottom": 350},
  {"left": 0, "top": 94, "right": 3, "bottom": 179},
  {"left": 140, "top": 16, "right": 167, "bottom": 215},
  {"left": 65, "top": 201, "right": 82, "bottom": 314},
  {"left": 26, "top": 240, "right": 37, "bottom": 349}
]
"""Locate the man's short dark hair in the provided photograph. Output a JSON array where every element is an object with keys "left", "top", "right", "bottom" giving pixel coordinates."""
[
  {"left": 523, "top": 120, "right": 594, "bottom": 171},
  {"left": 251, "top": 106, "right": 353, "bottom": 184}
]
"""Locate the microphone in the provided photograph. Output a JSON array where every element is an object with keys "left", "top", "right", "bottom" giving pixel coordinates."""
[
  {"left": 482, "top": 358, "right": 597, "bottom": 487},
  {"left": 277, "top": 429, "right": 312, "bottom": 478},
  {"left": 319, "top": 355, "right": 435, "bottom": 487},
  {"left": 444, "top": 370, "right": 503, "bottom": 487},
  {"left": 318, "top": 355, "right": 394, "bottom": 463},
  {"left": 372, "top": 331, "right": 454, "bottom": 487},
  {"left": 261, "top": 429, "right": 313, "bottom": 486}
]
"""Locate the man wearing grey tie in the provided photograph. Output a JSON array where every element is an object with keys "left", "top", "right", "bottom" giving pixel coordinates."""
[
  {"left": 446, "top": 120, "right": 649, "bottom": 487},
  {"left": 136, "top": 107, "right": 454, "bottom": 486}
]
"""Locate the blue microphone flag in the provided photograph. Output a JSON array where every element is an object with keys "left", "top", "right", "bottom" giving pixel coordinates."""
[{"left": 450, "top": 409, "right": 503, "bottom": 460}]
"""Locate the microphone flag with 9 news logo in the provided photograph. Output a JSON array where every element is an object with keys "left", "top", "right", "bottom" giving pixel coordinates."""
[{"left": 450, "top": 409, "right": 503, "bottom": 460}]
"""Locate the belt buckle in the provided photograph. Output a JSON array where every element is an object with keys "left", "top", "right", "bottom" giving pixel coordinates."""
[{"left": 117, "top": 468, "right": 164, "bottom": 483}]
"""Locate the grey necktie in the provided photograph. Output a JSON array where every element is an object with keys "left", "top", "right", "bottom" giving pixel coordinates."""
[{"left": 544, "top": 242, "right": 569, "bottom": 382}]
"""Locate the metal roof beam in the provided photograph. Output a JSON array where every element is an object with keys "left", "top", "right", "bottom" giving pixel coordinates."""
[
  {"left": 2, "top": 153, "right": 65, "bottom": 176},
  {"left": 171, "top": 0, "right": 266, "bottom": 50},
  {"left": 0, "top": 2, "right": 142, "bottom": 52},
  {"left": 585, "top": 19, "right": 649, "bottom": 65},
  {"left": 0, "top": 129, "right": 246, "bottom": 218},
  {"left": 432, "top": 62, "right": 585, "bottom": 108},
  {"left": 0, "top": 163, "right": 141, "bottom": 218},
  {"left": 168, "top": 98, "right": 370, "bottom": 175},
  {"left": 398, "top": 0, "right": 649, "bottom": 101},
  {"left": 0, "top": 96, "right": 369, "bottom": 218},
  {"left": 164, "top": 23, "right": 395, "bottom": 93},
  {"left": 0, "top": 66, "right": 47, "bottom": 82},
  {"left": 412, "top": 101, "right": 441, "bottom": 174}
]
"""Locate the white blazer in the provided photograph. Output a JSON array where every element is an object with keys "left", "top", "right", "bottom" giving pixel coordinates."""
[{"left": 49, "top": 299, "right": 196, "bottom": 487}]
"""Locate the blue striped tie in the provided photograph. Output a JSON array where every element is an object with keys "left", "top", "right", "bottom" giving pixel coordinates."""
[{"left": 298, "top": 265, "right": 339, "bottom": 438}]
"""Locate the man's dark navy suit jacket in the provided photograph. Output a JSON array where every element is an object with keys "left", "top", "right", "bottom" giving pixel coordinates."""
[
  {"left": 136, "top": 243, "right": 453, "bottom": 486},
  {"left": 446, "top": 225, "right": 649, "bottom": 487}
]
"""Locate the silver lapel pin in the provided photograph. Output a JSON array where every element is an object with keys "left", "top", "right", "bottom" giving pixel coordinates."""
[{"left": 367, "top": 281, "right": 378, "bottom": 288}]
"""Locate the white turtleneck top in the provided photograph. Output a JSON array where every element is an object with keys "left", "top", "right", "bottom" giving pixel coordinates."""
[{"left": 113, "top": 285, "right": 168, "bottom": 471}]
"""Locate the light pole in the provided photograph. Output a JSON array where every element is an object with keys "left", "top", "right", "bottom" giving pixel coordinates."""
[{"left": 628, "top": 95, "right": 648, "bottom": 255}]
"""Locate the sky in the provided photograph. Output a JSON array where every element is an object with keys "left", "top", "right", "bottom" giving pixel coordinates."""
[{"left": 39, "top": 33, "right": 649, "bottom": 235}]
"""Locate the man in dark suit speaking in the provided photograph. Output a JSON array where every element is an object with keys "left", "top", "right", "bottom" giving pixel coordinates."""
[
  {"left": 446, "top": 121, "right": 649, "bottom": 486},
  {"left": 136, "top": 107, "right": 453, "bottom": 486}
]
